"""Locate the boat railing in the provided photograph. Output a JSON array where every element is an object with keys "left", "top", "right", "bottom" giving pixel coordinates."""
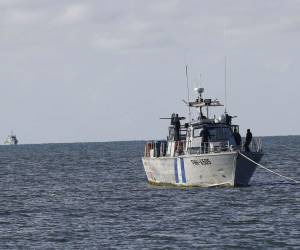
[
  {"left": 241, "top": 137, "right": 263, "bottom": 152},
  {"left": 187, "top": 141, "right": 231, "bottom": 155},
  {"left": 145, "top": 138, "right": 239, "bottom": 158},
  {"left": 144, "top": 140, "right": 168, "bottom": 158},
  {"left": 174, "top": 140, "right": 186, "bottom": 156},
  {"left": 167, "top": 126, "right": 187, "bottom": 141},
  {"left": 145, "top": 140, "right": 187, "bottom": 157},
  {"left": 251, "top": 137, "right": 263, "bottom": 152},
  {"left": 180, "top": 128, "right": 187, "bottom": 140}
]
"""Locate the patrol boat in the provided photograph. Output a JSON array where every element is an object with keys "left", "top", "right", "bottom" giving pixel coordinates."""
[
  {"left": 4, "top": 132, "right": 18, "bottom": 145},
  {"left": 142, "top": 88, "right": 263, "bottom": 187}
]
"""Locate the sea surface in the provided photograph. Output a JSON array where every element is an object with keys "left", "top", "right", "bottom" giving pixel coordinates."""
[{"left": 0, "top": 136, "right": 299, "bottom": 249}]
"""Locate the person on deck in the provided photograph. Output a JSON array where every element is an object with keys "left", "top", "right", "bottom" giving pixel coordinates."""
[
  {"left": 200, "top": 127, "right": 209, "bottom": 153},
  {"left": 170, "top": 113, "right": 176, "bottom": 125},
  {"left": 244, "top": 129, "right": 252, "bottom": 152},
  {"left": 225, "top": 114, "right": 232, "bottom": 125},
  {"left": 174, "top": 114, "right": 181, "bottom": 141},
  {"left": 233, "top": 128, "right": 242, "bottom": 148}
]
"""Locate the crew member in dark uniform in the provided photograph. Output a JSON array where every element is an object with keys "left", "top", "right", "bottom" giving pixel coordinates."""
[
  {"left": 244, "top": 129, "right": 252, "bottom": 152},
  {"left": 233, "top": 128, "right": 241, "bottom": 147},
  {"left": 170, "top": 113, "right": 176, "bottom": 125},
  {"left": 225, "top": 113, "right": 232, "bottom": 125},
  {"left": 174, "top": 114, "right": 181, "bottom": 141},
  {"left": 200, "top": 127, "right": 209, "bottom": 153}
]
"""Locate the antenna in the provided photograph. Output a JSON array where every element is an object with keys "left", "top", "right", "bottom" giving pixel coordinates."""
[
  {"left": 223, "top": 26, "right": 229, "bottom": 114},
  {"left": 224, "top": 55, "right": 227, "bottom": 114},
  {"left": 199, "top": 73, "right": 202, "bottom": 87},
  {"left": 185, "top": 65, "right": 191, "bottom": 122}
]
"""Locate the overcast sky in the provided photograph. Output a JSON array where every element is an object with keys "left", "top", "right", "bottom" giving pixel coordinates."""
[{"left": 1, "top": 0, "right": 300, "bottom": 144}]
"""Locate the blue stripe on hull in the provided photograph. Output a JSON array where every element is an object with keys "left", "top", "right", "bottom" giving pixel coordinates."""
[
  {"left": 174, "top": 158, "right": 179, "bottom": 183},
  {"left": 180, "top": 158, "right": 186, "bottom": 183}
]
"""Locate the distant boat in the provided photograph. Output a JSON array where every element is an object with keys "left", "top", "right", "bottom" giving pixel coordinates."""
[{"left": 4, "top": 132, "right": 18, "bottom": 145}]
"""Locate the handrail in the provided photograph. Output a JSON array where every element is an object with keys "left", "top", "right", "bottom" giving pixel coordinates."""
[
  {"left": 241, "top": 137, "right": 263, "bottom": 153},
  {"left": 144, "top": 137, "right": 262, "bottom": 158},
  {"left": 187, "top": 141, "right": 231, "bottom": 155}
]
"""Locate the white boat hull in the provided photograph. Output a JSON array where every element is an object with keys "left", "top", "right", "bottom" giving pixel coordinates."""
[
  {"left": 142, "top": 151, "right": 263, "bottom": 187},
  {"left": 142, "top": 152, "right": 238, "bottom": 187}
]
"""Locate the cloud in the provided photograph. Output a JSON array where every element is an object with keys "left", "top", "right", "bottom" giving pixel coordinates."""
[
  {"left": 92, "top": 36, "right": 135, "bottom": 50},
  {"left": 1, "top": 8, "right": 45, "bottom": 25},
  {"left": 90, "top": 16, "right": 176, "bottom": 51},
  {"left": 57, "top": 3, "right": 90, "bottom": 24},
  {"left": 264, "top": 59, "right": 292, "bottom": 74},
  {"left": 2, "top": 0, "right": 299, "bottom": 53},
  {"left": 1, "top": 0, "right": 300, "bottom": 142},
  {"left": 0, "top": 0, "right": 21, "bottom": 6}
]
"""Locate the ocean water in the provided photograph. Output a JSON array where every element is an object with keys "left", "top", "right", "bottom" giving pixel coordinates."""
[{"left": 0, "top": 136, "right": 299, "bottom": 249}]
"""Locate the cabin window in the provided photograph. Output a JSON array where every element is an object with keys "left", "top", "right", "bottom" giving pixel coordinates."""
[
  {"left": 193, "top": 128, "right": 202, "bottom": 138},
  {"left": 207, "top": 127, "right": 233, "bottom": 142},
  {"left": 192, "top": 127, "right": 234, "bottom": 144}
]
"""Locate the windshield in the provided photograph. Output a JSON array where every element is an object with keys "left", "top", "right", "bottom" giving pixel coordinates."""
[
  {"left": 207, "top": 127, "right": 233, "bottom": 142},
  {"left": 192, "top": 126, "right": 236, "bottom": 145}
]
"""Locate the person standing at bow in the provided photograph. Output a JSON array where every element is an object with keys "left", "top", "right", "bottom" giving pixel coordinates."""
[
  {"left": 244, "top": 129, "right": 252, "bottom": 152},
  {"left": 233, "top": 128, "right": 242, "bottom": 148}
]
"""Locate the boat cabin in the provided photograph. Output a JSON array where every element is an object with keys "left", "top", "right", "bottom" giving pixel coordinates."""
[
  {"left": 144, "top": 87, "right": 261, "bottom": 158},
  {"left": 144, "top": 87, "right": 242, "bottom": 157}
]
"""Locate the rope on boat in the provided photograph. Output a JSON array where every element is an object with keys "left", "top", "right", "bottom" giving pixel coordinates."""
[{"left": 239, "top": 152, "right": 300, "bottom": 184}]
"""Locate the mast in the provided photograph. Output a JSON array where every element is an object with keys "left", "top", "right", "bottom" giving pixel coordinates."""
[
  {"left": 223, "top": 25, "right": 228, "bottom": 114},
  {"left": 185, "top": 65, "right": 191, "bottom": 123},
  {"left": 224, "top": 55, "right": 228, "bottom": 114}
]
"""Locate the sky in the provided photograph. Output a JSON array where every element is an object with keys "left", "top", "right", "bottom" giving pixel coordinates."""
[{"left": 1, "top": 0, "right": 300, "bottom": 144}]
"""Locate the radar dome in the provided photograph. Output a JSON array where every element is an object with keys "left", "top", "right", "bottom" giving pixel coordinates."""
[{"left": 194, "top": 87, "right": 204, "bottom": 95}]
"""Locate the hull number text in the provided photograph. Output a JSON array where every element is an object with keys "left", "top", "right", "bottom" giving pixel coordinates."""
[{"left": 191, "top": 159, "right": 212, "bottom": 166}]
